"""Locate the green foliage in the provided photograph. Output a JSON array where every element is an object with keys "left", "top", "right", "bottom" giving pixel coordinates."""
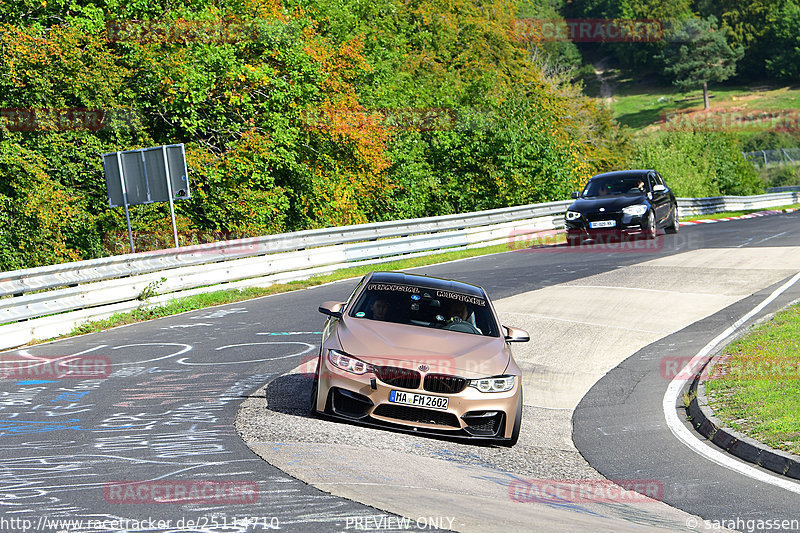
[
  {"left": 517, "top": 0, "right": 582, "bottom": 73},
  {"left": 660, "top": 17, "right": 743, "bottom": 107},
  {"left": 741, "top": 130, "right": 800, "bottom": 152},
  {"left": 564, "top": 0, "right": 800, "bottom": 83},
  {"left": 704, "top": 302, "right": 800, "bottom": 455},
  {"left": 563, "top": 0, "right": 693, "bottom": 71},
  {"left": 629, "top": 131, "right": 762, "bottom": 197},
  {"left": 693, "top": 0, "right": 784, "bottom": 79},
  {"left": 0, "top": 142, "right": 98, "bottom": 270},
  {"left": 0, "top": 0, "right": 655, "bottom": 271},
  {"left": 766, "top": 166, "right": 800, "bottom": 188},
  {"left": 137, "top": 277, "right": 166, "bottom": 301},
  {"left": 765, "top": 1, "right": 800, "bottom": 80},
  {"left": 302, "top": 0, "right": 624, "bottom": 216}
]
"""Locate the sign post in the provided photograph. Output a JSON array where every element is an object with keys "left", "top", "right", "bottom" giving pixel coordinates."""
[
  {"left": 102, "top": 144, "right": 190, "bottom": 253},
  {"left": 161, "top": 145, "right": 179, "bottom": 248},
  {"left": 114, "top": 151, "right": 136, "bottom": 253}
]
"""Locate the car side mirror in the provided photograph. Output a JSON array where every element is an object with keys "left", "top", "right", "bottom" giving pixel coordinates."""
[
  {"left": 504, "top": 326, "right": 530, "bottom": 343},
  {"left": 319, "top": 301, "right": 346, "bottom": 318},
  {"left": 570, "top": 191, "right": 579, "bottom": 199},
  {"left": 652, "top": 184, "right": 666, "bottom": 193}
]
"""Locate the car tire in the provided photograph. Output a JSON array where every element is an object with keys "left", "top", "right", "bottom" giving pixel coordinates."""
[
  {"left": 309, "top": 360, "right": 320, "bottom": 414},
  {"left": 643, "top": 211, "right": 656, "bottom": 239},
  {"left": 665, "top": 205, "right": 679, "bottom": 234},
  {"left": 566, "top": 235, "right": 581, "bottom": 247},
  {"left": 500, "top": 393, "right": 523, "bottom": 447}
]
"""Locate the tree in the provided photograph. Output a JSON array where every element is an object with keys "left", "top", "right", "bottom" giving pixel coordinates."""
[
  {"left": 693, "top": 0, "right": 782, "bottom": 79},
  {"left": 661, "top": 16, "right": 743, "bottom": 110},
  {"left": 765, "top": 0, "right": 800, "bottom": 80}
]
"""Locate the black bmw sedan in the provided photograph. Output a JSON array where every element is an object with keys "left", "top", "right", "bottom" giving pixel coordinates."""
[{"left": 564, "top": 170, "right": 680, "bottom": 246}]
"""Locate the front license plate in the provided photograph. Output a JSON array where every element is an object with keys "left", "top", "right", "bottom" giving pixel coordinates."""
[
  {"left": 389, "top": 390, "right": 449, "bottom": 411},
  {"left": 590, "top": 220, "right": 616, "bottom": 229}
]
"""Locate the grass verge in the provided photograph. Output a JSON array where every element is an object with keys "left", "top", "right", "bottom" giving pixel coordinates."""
[
  {"left": 607, "top": 79, "right": 800, "bottom": 132},
  {"left": 704, "top": 303, "right": 800, "bottom": 455}
]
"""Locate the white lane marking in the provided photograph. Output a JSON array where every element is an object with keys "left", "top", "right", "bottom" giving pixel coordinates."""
[
  {"left": 191, "top": 307, "right": 247, "bottom": 319},
  {"left": 256, "top": 331, "right": 321, "bottom": 336},
  {"left": 755, "top": 231, "right": 788, "bottom": 245},
  {"left": 176, "top": 342, "right": 315, "bottom": 365},
  {"left": 112, "top": 343, "right": 192, "bottom": 364},
  {"left": 161, "top": 323, "right": 213, "bottom": 330},
  {"left": 10, "top": 345, "right": 108, "bottom": 367},
  {"left": 525, "top": 404, "right": 572, "bottom": 410},
  {"left": 662, "top": 271, "right": 800, "bottom": 494}
]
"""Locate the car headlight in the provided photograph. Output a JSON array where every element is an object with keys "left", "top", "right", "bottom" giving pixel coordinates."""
[
  {"left": 328, "top": 349, "right": 371, "bottom": 375},
  {"left": 469, "top": 375, "right": 515, "bottom": 393},
  {"left": 622, "top": 204, "right": 647, "bottom": 216},
  {"left": 565, "top": 210, "right": 581, "bottom": 221}
]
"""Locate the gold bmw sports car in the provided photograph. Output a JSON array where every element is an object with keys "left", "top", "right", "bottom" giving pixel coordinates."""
[{"left": 311, "top": 271, "right": 529, "bottom": 446}]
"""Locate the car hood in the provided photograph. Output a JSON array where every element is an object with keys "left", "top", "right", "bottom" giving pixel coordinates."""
[
  {"left": 569, "top": 194, "right": 647, "bottom": 212},
  {"left": 335, "top": 318, "right": 511, "bottom": 379}
]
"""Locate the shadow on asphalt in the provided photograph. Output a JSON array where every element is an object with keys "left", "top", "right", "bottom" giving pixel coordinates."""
[{"left": 260, "top": 372, "right": 502, "bottom": 448}]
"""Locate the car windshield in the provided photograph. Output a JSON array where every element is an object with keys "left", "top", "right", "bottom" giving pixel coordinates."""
[
  {"left": 582, "top": 176, "right": 647, "bottom": 197},
  {"left": 349, "top": 283, "right": 499, "bottom": 337}
]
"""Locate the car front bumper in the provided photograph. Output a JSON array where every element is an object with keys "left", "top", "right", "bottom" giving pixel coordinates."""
[
  {"left": 566, "top": 214, "right": 649, "bottom": 240},
  {"left": 313, "top": 357, "right": 521, "bottom": 441}
]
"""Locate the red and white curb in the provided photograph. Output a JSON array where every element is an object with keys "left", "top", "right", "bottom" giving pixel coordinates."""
[{"left": 680, "top": 208, "right": 799, "bottom": 226}]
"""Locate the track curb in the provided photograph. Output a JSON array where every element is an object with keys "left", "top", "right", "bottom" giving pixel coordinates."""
[
  {"left": 686, "top": 351, "right": 800, "bottom": 480},
  {"left": 679, "top": 207, "right": 799, "bottom": 226}
]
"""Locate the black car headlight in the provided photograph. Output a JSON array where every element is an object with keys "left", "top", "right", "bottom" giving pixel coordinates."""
[
  {"left": 622, "top": 204, "right": 647, "bottom": 216},
  {"left": 469, "top": 375, "right": 515, "bottom": 393},
  {"left": 565, "top": 210, "right": 581, "bottom": 221},
  {"left": 328, "top": 349, "right": 371, "bottom": 375}
]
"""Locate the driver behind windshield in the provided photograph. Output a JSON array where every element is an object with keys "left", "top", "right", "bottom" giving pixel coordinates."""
[
  {"left": 369, "top": 297, "right": 390, "bottom": 321},
  {"left": 446, "top": 300, "right": 469, "bottom": 322},
  {"left": 586, "top": 177, "right": 646, "bottom": 196}
]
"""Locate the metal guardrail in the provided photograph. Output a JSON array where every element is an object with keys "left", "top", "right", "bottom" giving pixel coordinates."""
[
  {"left": 676, "top": 192, "right": 800, "bottom": 217},
  {"left": 0, "top": 200, "right": 570, "bottom": 349},
  {"left": 1, "top": 192, "right": 797, "bottom": 351},
  {"left": 768, "top": 186, "right": 800, "bottom": 194}
]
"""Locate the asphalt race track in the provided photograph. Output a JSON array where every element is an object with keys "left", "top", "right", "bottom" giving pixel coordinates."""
[{"left": 1, "top": 211, "right": 799, "bottom": 532}]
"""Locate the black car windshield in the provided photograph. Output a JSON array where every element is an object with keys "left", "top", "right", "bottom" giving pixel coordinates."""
[
  {"left": 582, "top": 175, "right": 647, "bottom": 197},
  {"left": 349, "top": 284, "right": 500, "bottom": 337}
]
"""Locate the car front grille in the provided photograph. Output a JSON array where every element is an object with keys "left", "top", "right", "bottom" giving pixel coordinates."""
[
  {"left": 586, "top": 212, "right": 621, "bottom": 222},
  {"left": 373, "top": 366, "right": 421, "bottom": 389},
  {"left": 372, "top": 404, "right": 460, "bottom": 427},
  {"left": 423, "top": 374, "right": 468, "bottom": 394}
]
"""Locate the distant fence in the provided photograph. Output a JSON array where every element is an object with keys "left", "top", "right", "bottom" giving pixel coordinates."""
[
  {"left": 744, "top": 148, "right": 800, "bottom": 167},
  {"left": 1, "top": 191, "right": 798, "bottom": 351}
]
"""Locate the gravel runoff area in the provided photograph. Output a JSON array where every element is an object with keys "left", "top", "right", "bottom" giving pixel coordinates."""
[{"left": 235, "top": 370, "right": 603, "bottom": 482}]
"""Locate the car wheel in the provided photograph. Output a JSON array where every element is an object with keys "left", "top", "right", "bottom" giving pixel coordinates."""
[
  {"left": 665, "top": 205, "right": 679, "bottom": 234},
  {"left": 499, "top": 393, "right": 522, "bottom": 447},
  {"left": 566, "top": 235, "right": 581, "bottom": 247},
  {"left": 643, "top": 211, "right": 656, "bottom": 239},
  {"left": 309, "top": 361, "right": 320, "bottom": 414}
]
